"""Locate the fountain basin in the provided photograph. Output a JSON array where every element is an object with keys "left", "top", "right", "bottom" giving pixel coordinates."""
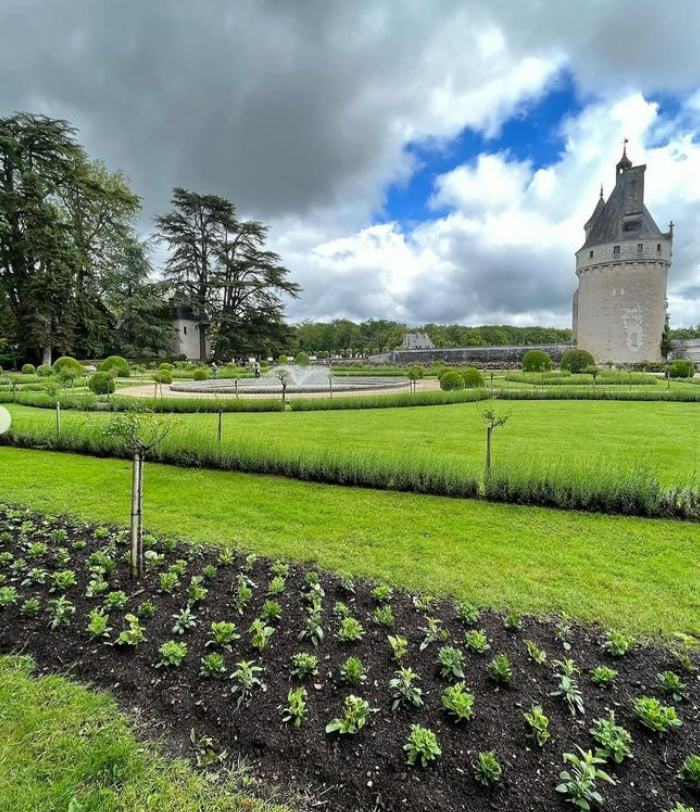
[{"left": 171, "top": 376, "right": 410, "bottom": 395}]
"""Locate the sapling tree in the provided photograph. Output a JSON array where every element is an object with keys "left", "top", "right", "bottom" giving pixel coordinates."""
[
  {"left": 479, "top": 407, "right": 510, "bottom": 477},
  {"left": 275, "top": 367, "right": 292, "bottom": 404},
  {"left": 105, "top": 412, "right": 172, "bottom": 580}
]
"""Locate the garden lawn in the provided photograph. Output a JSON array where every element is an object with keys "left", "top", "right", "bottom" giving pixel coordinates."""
[
  {"left": 0, "top": 655, "right": 281, "bottom": 812},
  {"left": 2, "top": 447, "right": 698, "bottom": 637},
  {"left": 6, "top": 398, "right": 700, "bottom": 486}
]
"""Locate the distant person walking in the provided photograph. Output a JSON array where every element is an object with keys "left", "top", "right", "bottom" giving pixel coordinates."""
[
  {"left": 253, "top": 360, "right": 261, "bottom": 378},
  {"left": 211, "top": 361, "right": 218, "bottom": 379}
]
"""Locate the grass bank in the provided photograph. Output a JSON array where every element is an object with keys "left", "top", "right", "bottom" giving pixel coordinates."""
[
  {"left": 0, "top": 655, "right": 281, "bottom": 812},
  {"left": 1, "top": 447, "right": 698, "bottom": 636}
]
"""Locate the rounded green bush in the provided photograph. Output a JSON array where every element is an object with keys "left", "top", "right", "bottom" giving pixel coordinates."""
[
  {"left": 522, "top": 350, "right": 552, "bottom": 373},
  {"left": 560, "top": 349, "right": 595, "bottom": 374},
  {"left": 52, "top": 357, "right": 85, "bottom": 376},
  {"left": 295, "top": 352, "right": 311, "bottom": 366},
  {"left": 99, "top": 356, "right": 130, "bottom": 378},
  {"left": 278, "top": 355, "right": 289, "bottom": 365},
  {"left": 192, "top": 367, "right": 211, "bottom": 381},
  {"left": 88, "top": 372, "right": 116, "bottom": 395},
  {"left": 668, "top": 359, "right": 696, "bottom": 379},
  {"left": 440, "top": 371, "right": 465, "bottom": 391},
  {"left": 21, "top": 363, "right": 36, "bottom": 375},
  {"left": 437, "top": 366, "right": 455, "bottom": 380},
  {"left": 36, "top": 364, "right": 52, "bottom": 377},
  {"left": 154, "top": 370, "right": 173, "bottom": 385},
  {"left": 461, "top": 366, "right": 485, "bottom": 388},
  {"left": 407, "top": 364, "right": 424, "bottom": 380},
  {"left": 158, "top": 362, "right": 173, "bottom": 372}
]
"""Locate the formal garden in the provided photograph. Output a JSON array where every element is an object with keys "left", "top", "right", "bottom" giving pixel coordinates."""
[{"left": 0, "top": 347, "right": 699, "bottom": 811}]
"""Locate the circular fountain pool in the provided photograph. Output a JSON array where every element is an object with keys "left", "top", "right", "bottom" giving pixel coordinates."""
[{"left": 171, "top": 368, "right": 410, "bottom": 395}]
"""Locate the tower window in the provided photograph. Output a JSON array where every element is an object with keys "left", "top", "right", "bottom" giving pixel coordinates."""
[
  {"left": 589, "top": 250, "right": 593, "bottom": 258},
  {"left": 637, "top": 243, "right": 643, "bottom": 252},
  {"left": 657, "top": 243, "right": 661, "bottom": 252},
  {"left": 613, "top": 245, "right": 621, "bottom": 255}
]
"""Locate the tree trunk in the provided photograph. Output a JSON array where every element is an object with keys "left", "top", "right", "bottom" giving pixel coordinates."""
[
  {"left": 130, "top": 452, "right": 144, "bottom": 580},
  {"left": 485, "top": 426, "right": 492, "bottom": 476},
  {"left": 199, "top": 324, "right": 207, "bottom": 363}
]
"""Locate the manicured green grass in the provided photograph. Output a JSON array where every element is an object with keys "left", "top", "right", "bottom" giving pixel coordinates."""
[
  {"left": 6, "top": 397, "right": 700, "bottom": 486},
  {"left": 1, "top": 447, "right": 698, "bottom": 637},
  {"left": 0, "top": 655, "right": 282, "bottom": 812}
]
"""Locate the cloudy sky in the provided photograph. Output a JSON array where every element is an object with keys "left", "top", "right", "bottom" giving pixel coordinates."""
[{"left": 2, "top": 0, "right": 700, "bottom": 328}]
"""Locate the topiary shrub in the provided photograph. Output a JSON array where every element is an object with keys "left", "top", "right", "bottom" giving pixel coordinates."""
[
  {"left": 36, "top": 364, "right": 52, "bottom": 377},
  {"left": 668, "top": 359, "right": 696, "bottom": 379},
  {"left": 52, "top": 357, "right": 86, "bottom": 376},
  {"left": 440, "top": 371, "right": 465, "bottom": 391},
  {"left": 295, "top": 352, "right": 311, "bottom": 366},
  {"left": 560, "top": 349, "right": 595, "bottom": 374},
  {"left": 278, "top": 355, "right": 289, "bottom": 365},
  {"left": 193, "top": 367, "right": 211, "bottom": 381},
  {"left": 158, "top": 362, "right": 173, "bottom": 372},
  {"left": 154, "top": 370, "right": 173, "bottom": 385},
  {"left": 99, "top": 356, "right": 130, "bottom": 378},
  {"left": 437, "top": 366, "right": 454, "bottom": 380},
  {"left": 21, "top": 363, "right": 36, "bottom": 375},
  {"left": 522, "top": 350, "right": 552, "bottom": 373},
  {"left": 88, "top": 372, "right": 116, "bottom": 395},
  {"left": 461, "top": 366, "right": 485, "bottom": 388},
  {"left": 407, "top": 364, "right": 424, "bottom": 380}
]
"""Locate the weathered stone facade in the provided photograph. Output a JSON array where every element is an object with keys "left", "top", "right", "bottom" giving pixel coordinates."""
[
  {"left": 379, "top": 343, "right": 573, "bottom": 366},
  {"left": 573, "top": 148, "right": 673, "bottom": 363}
]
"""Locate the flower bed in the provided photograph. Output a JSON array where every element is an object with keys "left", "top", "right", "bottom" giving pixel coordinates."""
[{"left": 0, "top": 506, "right": 697, "bottom": 812}]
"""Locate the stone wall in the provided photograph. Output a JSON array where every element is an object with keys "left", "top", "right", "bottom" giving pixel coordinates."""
[
  {"left": 671, "top": 338, "right": 700, "bottom": 363},
  {"left": 370, "top": 343, "right": 574, "bottom": 366},
  {"left": 575, "top": 261, "right": 669, "bottom": 363}
]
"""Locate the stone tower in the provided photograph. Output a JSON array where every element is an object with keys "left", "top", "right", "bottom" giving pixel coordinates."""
[{"left": 572, "top": 145, "right": 673, "bottom": 363}]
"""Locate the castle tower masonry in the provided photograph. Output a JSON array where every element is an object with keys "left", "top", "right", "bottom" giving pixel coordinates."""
[{"left": 573, "top": 145, "right": 673, "bottom": 363}]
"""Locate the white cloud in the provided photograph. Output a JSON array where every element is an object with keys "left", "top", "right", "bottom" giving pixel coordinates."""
[{"left": 284, "top": 92, "right": 700, "bottom": 329}]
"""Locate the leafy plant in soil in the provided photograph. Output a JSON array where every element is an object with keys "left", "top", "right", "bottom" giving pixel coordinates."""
[
  {"left": 206, "top": 620, "right": 240, "bottom": 651},
  {"left": 333, "top": 601, "right": 351, "bottom": 618},
  {"left": 136, "top": 600, "right": 156, "bottom": 619},
  {"left": 217, "top": 549, "right": 234, "bottom": 567},
  {"left": 298, "top": 610, "right": 324, "bottom": 647},
  {"left": 524, "top": 704, "right": 550, "bottom": 747},
  {"left": 290, "top": 652, "right": 318, "bottom": 680},
  {"left": 158, "top": 570, "right": 180, "bottom": 593},
  {"left": 632, "top": 697, "right": 682, "bottom": 733},
  {"left": 337, "top": 617, "right": 364, "bottom": 643},
  {"left": 552, "top": 672, "right": 585, "bottom": 716},
  {"left": 86, "top": 609, "right": 112, "bottom": 640},
  {"left": 340, "top": 656, "right": 366, "bottom": 687},
  {"left": 270, "top": 561, "right": 289, "bottom": 578},
  {"left": 388, "top": 634, "right": 408, "bottom": 661},
  {"left": 465, "top": 629, "right": 490, "bottom": 654},
  {"left": 473, "top": 751, "right": 502, "bottom": 786},
  {"left": 190, "top": 729, "right": 228, "bottom": 768},
  {"left": 488, "top": 653, "right": 513, "bottom": 684},
  {"left": 555, "top": 615, "right": 574, "bottom": 651},
  {"left": 48, "top": 596, "right": 75, "bottom": 629},
  {"left": 172, "top": 606, "right": 197, "bottom": 635},
  {"left": 437, "top": 646, "right": 465, "bottom": 680},
  {"left": 200, "top": 652, "right": 227, "bottom": 679},
  {"left": 249, "top": 619, "right": 274, "bottom": 651},
  {"left": 20, "top": 597, "right": 40, "bottom": 616},
  {"left": 671, "top": 633, "right": 698, "bottom": 673},
  {"left": 679, "top": 754, "right": 700, "bottom": 790},
  {"left": 590, "top": 665, "right": 618, "bottom": 686},
  {"left": 657, "top": 671, "right": 687, "bottom": 702},
  {"left": 114, "top": 613, "right": 145, "bottom": 646},
  {"left": 525, "top": 639, "right": 547, "bottom": 664},
  {"left": 325, "top": 695, "right": 371, "bottom": 735},
  {"left": 230, "top": 660, "right": 264, "bottom": 708},
  {"left": 186, "top": 576, "right": 208, "bottom": 605},
  {"left": 556, "top": 746, "right": 616, "bottom": 810},
  {"left": 590, "top": 713, "right": 633, "bottom": 764},
  {"left": 389, "top": 668, "right": 424, "bottom": 710},
  {"left": 372, "top": 585, "right": 393, "bottom": 603},
  {"left": 403, "top": 724, "right": 441, "bottom": 768},
  {"left": 49, "top": 569, "right": 76, "bottom": 593},
  {"left": 373, "top": 605, "right": 394, "bottom": 627},
  {"left": 201, "top": 564, "right": 217, "bottom": 582},
  {"left": 503, "top": 611, "right": 522, "bottom": 632},
  {"left": 281, "top": 687, "right": 308, "bottom": 727},
  {"left": 267, "top": 575, "right": 286, "bottom": 595},
  {"left": 441, "top": 682, "right": 475, "bottom": 722},
  {"left": 662, "top": 804, "right": 695, "bottom": 812},
  {"left": 0, "top": 586, "right": 19, "bottom": 607},
  {"left": 104, "top": 590, "right": 128, "bottom": 611},
  {"left": 603, "top": 629, "right": 636, "bottom": 657},
  {"left": 157, "top": 640, "right": 188, "bottom": 668},
  {"left": 454, "top": 600, "right": 480, "bottom": 625},
  {"left": 420, "top": 616, "right": 447, "bottom": 650}
]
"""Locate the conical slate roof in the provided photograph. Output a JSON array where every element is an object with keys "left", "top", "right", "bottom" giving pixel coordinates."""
[
  {"left": 581, "top": 152, "right": 664, "bottom": 251},
  {"left": 584, "top": 191, "right": 605, "bottom": 229}
]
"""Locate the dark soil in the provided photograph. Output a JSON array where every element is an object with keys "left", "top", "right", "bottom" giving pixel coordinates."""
[{"left": 0, "top": 505, "right": 698, "bottom": 812}]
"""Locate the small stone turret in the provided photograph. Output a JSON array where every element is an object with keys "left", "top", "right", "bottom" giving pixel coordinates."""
[{"left": 572, "top": 146, "right": 672, "bottom": 363}]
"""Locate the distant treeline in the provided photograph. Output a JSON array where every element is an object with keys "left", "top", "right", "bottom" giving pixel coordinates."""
[{"left": 289, "top": 320, "right": 574, "bottom": 354}]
